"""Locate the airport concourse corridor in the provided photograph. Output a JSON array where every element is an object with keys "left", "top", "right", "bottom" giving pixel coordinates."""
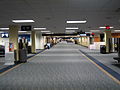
[{"left": 0, "top": 41, "right": 120, "bottom": 90}]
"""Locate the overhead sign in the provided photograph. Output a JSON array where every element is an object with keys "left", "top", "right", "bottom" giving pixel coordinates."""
[{"left": 21, "top": 25, "right": 32, "bottom": 31}]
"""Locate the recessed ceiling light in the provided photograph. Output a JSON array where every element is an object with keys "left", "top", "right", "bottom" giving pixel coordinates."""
[
  {"left": 41, "top": 31, "right": 50, "bottom": 32},
  {"left": 65, "top": 27, "right": 79, "bottom": 29},
  {"left": 66, "top": 21, "right": 87, "bottom": 24},
  {"left": 99, "top": 27, "right": 106, "bottom": 29},
  {"left": 12, "top": 20, "right": 35, "bottom": 23},
  {"left": 99, "top": 27, "right": 114, "bottom": 29},
  {"left": 0, "top": 28, "right": 9, "bottom": 30},
  {"left": 34, "top": 28, "right": 46, "bottom": 30}
]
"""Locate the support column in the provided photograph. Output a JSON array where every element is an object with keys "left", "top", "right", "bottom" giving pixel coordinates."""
[
  {"left": 53, "top": 37, "right": 56, "bottom": 44},
  {"left": 104, "top": 31, "right": 112, "bottom": 53},
  {"left": 39, "top": 33, "right": 44, "bottom": 49},
  {"left": 9, "top": 25, "right": 19, "bottom": 63},
  {"left": 31, "top": 31, "right": 36, "bottom": 53},
  {"left": 35, "top": 31, "right": 44, "bottom": 49},
  {"left": 112, "top": 38, "right": 115, "bottom": 52},
  {"left": 87, "top": 37, "right": 90, "bottom": 47},
  {"left": 44, "top": 36, "right": 47, "bottom": 45},
  {"left": 36, "top": 31, "right": 40, "bottom": 49},
  {"left": 80, "top": 37, "right": 82, "bottom": 45}
]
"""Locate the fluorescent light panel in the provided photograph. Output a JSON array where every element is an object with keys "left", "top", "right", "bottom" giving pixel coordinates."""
[
  {"left": 65, "top": 30, "right": 75, "bottom": 32},
  {"left": 114, "top": 30, "right": 120, "bottom": 32},
  {"left": 12, "top": 20, "right": 34, "bottom": 23},
  {"left": 0, "top": 28, "right": 9, "bottom": 30},
  {"left": 67, "top": 21, "right": 87, "bottom": 23},
  {"left": 34, "top": 28, "right": 46, "bottom": 30},
  {"left": 99, "top": 27, "right": 114, "bottom": 29},
  {"left": 66, "top": 27, "right": 79, "bottom": 29},
  {"left": 41, "top": 31, "right": 50, "bottom": 32}
]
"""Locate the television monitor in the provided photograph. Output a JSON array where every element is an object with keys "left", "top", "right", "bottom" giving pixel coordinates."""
[{"left": 1, "top": 33, "right": 9, "bottom": 38}]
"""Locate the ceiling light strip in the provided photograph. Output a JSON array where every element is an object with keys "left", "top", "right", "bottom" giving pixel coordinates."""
[
  {"left": 34, "top": 28, "right": 46, "bottom": 30},
  {"left": 0, "top": 28, "right": 9, "bottom": 30},
  {"left": 12, "top": 20, "right": 35, "bottom": 23},
  {"left": 67, "top": 21, "right": 87, "bottom": 24},
  {"left": 66, "top": 27, "right": 79, "bottom": 29},
  {"left": 41, "top": 31, "right": 50, "bottom": 32},
  {"left": 99, "top": 27, "right": 114, "bottom": 29}
]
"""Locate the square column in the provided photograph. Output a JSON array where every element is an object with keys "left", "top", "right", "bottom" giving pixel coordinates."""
[
  {"left": 9, "top": 25, "right": 19, "bottom": 50},
  {"left": 39, "top": 33, "right": 45, "bottom": 49},
  {"left": 31, "top": 31, "right": 36, "bottom": 53},
  {"left": 7, "top": 25, "right": 19, "bottom": 64},
  {"left": 44, "top": 36, "right": 47, "bottom": 45},
  {"left": 104, "top": 31, "right": 112, "bottom": 53},
  {"left": 36, "top": 31, "right": 45, "bottom": 49}
]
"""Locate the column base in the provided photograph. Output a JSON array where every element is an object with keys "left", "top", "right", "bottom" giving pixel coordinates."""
[{"left": 5, "top": 52, "right": 15, "bottom": 65}]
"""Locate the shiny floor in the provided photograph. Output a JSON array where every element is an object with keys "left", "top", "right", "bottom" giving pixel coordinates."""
[{"left": 0, "top": 41, "right": 120, "bottom": 90}]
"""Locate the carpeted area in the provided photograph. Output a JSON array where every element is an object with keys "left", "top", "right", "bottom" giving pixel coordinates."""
[
  {"left": 0, "top": 42, "right": 120, "bottom": 90},
  {"left": 79, "top": 45, "right": 120, "bottom": 74}
]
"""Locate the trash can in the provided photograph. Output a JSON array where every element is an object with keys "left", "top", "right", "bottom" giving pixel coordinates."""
[
  {"left": 19, "top": 49, "right": 27, "bottom": 63},
  {"left": 28, "top": 46, "right": 31, "bottom": 53},
  {"left": 14, "top": 50, "right": 17, "bottom": 61},
  {"left": 100, "top": 45, "right": 106, "bottom": 54}
]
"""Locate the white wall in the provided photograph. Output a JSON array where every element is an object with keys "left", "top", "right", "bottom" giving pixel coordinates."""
[{"left": 89, "top": 42, "right": 105, "bottom": 50}]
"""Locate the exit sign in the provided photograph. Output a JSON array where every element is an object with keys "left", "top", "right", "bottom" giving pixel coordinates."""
[
  {"left": 105, "top": 25, "right": 111, "bottom": 31},
  {"left": 106, "top": 26, "right": 110, "bottom": 30}
]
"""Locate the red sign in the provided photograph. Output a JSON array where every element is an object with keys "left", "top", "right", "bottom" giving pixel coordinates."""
[{"left": 106, "top": 26, "right": 110, "bottom": 30}]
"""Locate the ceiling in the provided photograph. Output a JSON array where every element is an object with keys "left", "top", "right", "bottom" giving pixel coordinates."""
[{"left": 0, "top": 0, "right": 120, "bottom": 33}]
